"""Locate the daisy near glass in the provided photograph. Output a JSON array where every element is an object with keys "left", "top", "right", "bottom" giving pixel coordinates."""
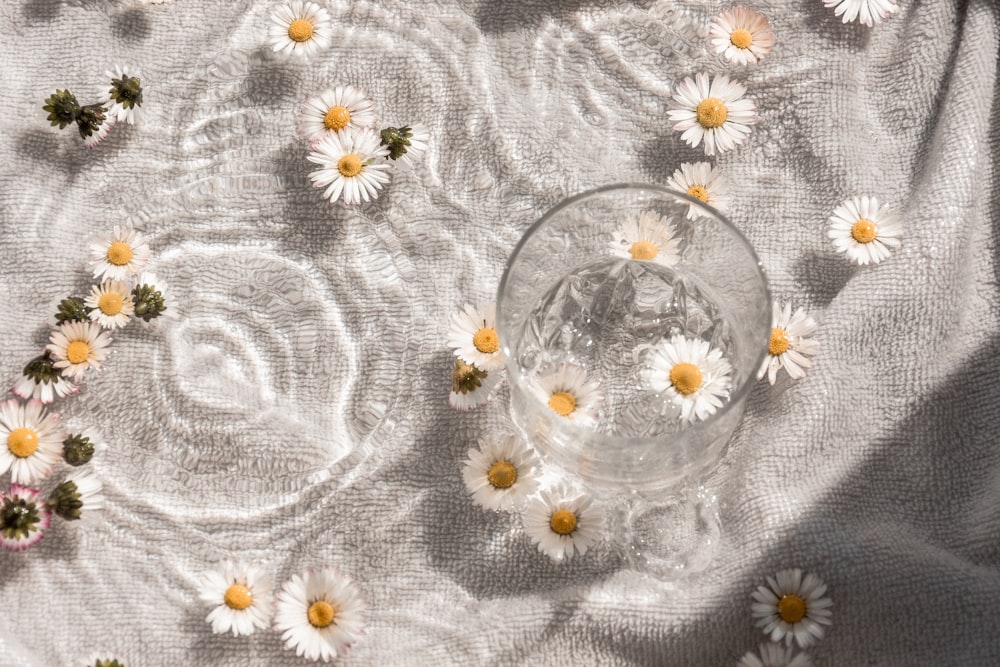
[
  {"left": 645, "top": 335, "right": 732, "bottom": 423},
  {"left": 758, "top": 302, "right": 820, "bottom": 385},
  {"left": 751, "top": 569, "right": 833, "bottom": 648},
  {"left": 274, "top": 568, "right": 367, "bottom": 662},
  {"left": 308, "top": 128, "right": 391, "bottom": 206},
  {"left": 709, "top": 7, "right": 775, "bottom": 66},
  {"left": 448, "top": 358, "right": 501, "bottom": 411},
  {"left": 828, "top": 195, "right": 902, "bottom": 265},
  {"left": 462, "top": 434, "right": 541, "bottom": 511},
  {"left": 268, "top": 0, "right": 333, "bottom": 58},
  {"left": 447, "top": 303, "right": 504, "bottom": 372},
  {"left": 200, "top": 561, "right": 273, "bottom": 636},
  {"left": 299, "top": 86, "right": 378, "bottom": 144},
  {"left": 522, "top": 482, "right": 601, "bottom": 562},
  {"left": 0, "top": 398, "right": 65, "bottom": 485},
  {"left": 608, "top": 210, "right": 680, "bottom": 267},
  {"left": 668, "top": 73, "right": 757, "bottom": 156},
  {"left": 665, "top": 161, "right": 730, "bottom": 220}
]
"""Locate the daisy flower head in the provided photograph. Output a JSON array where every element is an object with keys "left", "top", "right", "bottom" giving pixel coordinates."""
[
  {"left": 709, "top": 6, "right": 775, "bottom": 66},
  {"left": 827, "top": 195, "right": 902, "bottom": 265},
  {"left": 89, "top": 225, "right": 151, "bottom": 281},
  {"left": 529, "top": 363, "right": 604, "bottom": 428},
  {"left": 47, "top": 469, "right": 104, "bottom": 521},
  {"left": 462, "top": 433, "right": 541, "bottom": 511},
  {"left": 758, "top": 302, "right": 820, "bottom": 385},
  {"left": 85, "top": 280, "right": 135, "bottom": 330},
  {"left": 738, "top": 643, "right": 813, "bottom": 667},
  {"left": 100, "top": 66, "right": 143, "bottom": 124},
  {"left": 200, "top": 561, "right": 274, "bottom": 636},
  {"left": 299, "top": 86, "right": 378, "bottom": 144},
  {"left": 666, "top": 162, "right": 731, "bottom": 221},
  {"left": 307, "top": 127, "right": 392, "bottom": 206},
  {"left": 0, "top": 484, "right": 51, "bottom": 552},
  {"left": 448, "top": 358, "right": 502, "bottom": 411},
  {"left": 0, "top": 398, "right": 65, "bottom": 485},
  {"left": 645, "top": 335, "right": 732, "bottom": 423},
  {"left": 823, "top": 0, "right": 899, "bottom": 27},
  {"left": 380, "top": 123, "right": 429, "bottom": 168},
  {"left": 447, "top": 303, "right": 504, "bottom": 373},
  {"left": 608, "top": 210, "right": 681, "bottom": 267},
  {"left": 12, "top": 353, "right": 79, "bottom": 404},
  {"left": 667, "top": 73, "right": 757, "bottom": 156},
  {"left": 132, "top": 272, "right": 170, "bottom": 322},
  {"left": 62, "top": 432, "right": 101, "bottom": 467},
  {"left": 81, "top": 110, "right": 114, "bottom": 148},
  {"left": 274, "top": 568, "right": 367, "bottom": 662},
  {"left": 46, "top": 320, "right": 113, "bottom": 381},
  {"left": 268, "top": 0, "right": 333, "bottom": 58},
  {"left": 751, "top": 568, "right": 833, "bottom": 648},
  {"left": 522, "top": 481, "right": 601, "bottom": 562}
]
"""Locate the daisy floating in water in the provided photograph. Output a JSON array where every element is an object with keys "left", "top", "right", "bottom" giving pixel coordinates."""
[
  {"left": 608, "top": 210, "right": 680, "bottom": 267},
  {"left": 758, "top": 302, "right": 820, "bottom": 385},
  {"left": 828, "top": 195, "right": 902, "bottom": 265},
  {"left": 268, "top": 1, "right": 333, "bottom": 58},
  {"left": 307, "top": 127, "right": 392, "bottom": 206},
  {"left": 528, "top": 364, "right": 604, "bottom": 428},
  {"left": 298, "top": 85, "right": 378, "bottom": 144},
  {"left": 708, "top": 6, "right": 775, "bottom": 66},
  {"left": 751, "top": 568, "right": 833, "bottom": 648},
  {"left": 0, "top": 398, "right": 65, "bottom": 485},
  {"left": 200, "top": 560, "right": 273, "bottom": 636},
  {"left": 645, "top": 335, "right": 732, "bottom": 423},
  {"left": 462, "top": 434, "right": 541, "bottom": 511},
  {"left": 522, "top": 481, "right": 601, "bottom": 562},
  {"left": 667, "top": 73, "right": 757, "bottom": 156},
  {"left": 666, "top": 161, "right": 730, "bottom": 220},
  {"left": 274, "top": 567, "right": 367, "bottom": 662}
]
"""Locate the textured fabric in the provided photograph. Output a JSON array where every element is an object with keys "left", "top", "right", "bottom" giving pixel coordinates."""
[{"left": 1, "top": 0, "right": 998, "bottom": 665}]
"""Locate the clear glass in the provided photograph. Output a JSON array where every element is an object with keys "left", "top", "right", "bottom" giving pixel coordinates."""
[{"left": 497, "top": 183, "right": 770, "bottom": 577}]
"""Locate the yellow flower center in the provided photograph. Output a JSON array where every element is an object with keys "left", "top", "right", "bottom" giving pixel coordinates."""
[
  {"left": 307, "top": 600, "right": 336, "bottom": 628},
  {"left": 7, "top": 428, "right": 39, "bottom": 458},
  {"left": 98, "top": 292, "right": 124, "bottom": 316},
  {"left": 106, "top": 241, "right": 133, "bottom": 266},
  {"left": 730, "top": 28, "right": 753, "bottom": 49},
  {"left": 629, "top": 240, "right": 659, "bottom": 261},
  {"left": 472, "top": 327, "right": 499, "bottom": 354},
  {"left": 851, "top": 219, "right": 877, "bottom": 244},
  {"left": 696, "top": 97, "right": 728, "bottom": 129},
  {"left": 66, "top": 340, "right": 92, "bottom": 365},
  {"left": 287, "top": 18, "right": 314, "bottom": 42},
  {"left": 223, "top": 584, "right": 253, "bottom": 610},
  {"left": 669, "top": 362, "right": 703, "bottom": 396},
  {"left": 769, "top": 327, "right": 790, "bottom": 356},
  {"left": 337, "top": 154, "right": 363, "bottom": 177},
  {"left": 547, "top": 391, "right": 576, "bottom": 417},
  {"left": 686, "top": 185, "right": 709, "bottom": 202},
  {"left": 550, "top": 509, "right": 577, "bottom": 536},
  {"left": 324, "top": 105, "right": 351, "bottom": 131},
  {"left": 487, "top": 460, "right": 517, "bottom": 489},
  {"left": 778, "top": 594, "right": 807, "bottom": 624}
]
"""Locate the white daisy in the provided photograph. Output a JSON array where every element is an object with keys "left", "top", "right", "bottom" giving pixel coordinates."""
[
  {"left": 528, "top": 364, "right": 604, "bottom": 428},
  {"left": 666, "top": 161, "right": 730, "bottom": 220},
  {"left": 608, "top": 210, "right": 681, "bottom": 267},
  {"left": 46, "top": 320, "right": 113, "bottom": 381},
  {"left": 751, "top": 569, "right": 833, "bottom": 648},
  {"left": 299, "top": 86, "right": 378, "bottom": 144},
  {"left": 85, "top": 280, "right": 135, "bottom": 330},
  {"left": 462, "top": 434, "right": 541, "bottom": 511},
  {"left": 823, "top": 0, "right": 899, "bottom": 27},
  {"left": 48, "top": 469, "right": 104, "bottom": 521},
  {"left": 0, "top": 484, "right": 51, "bottom": 552},
  {"left": 667, "top": 73, "right": 757, "bottom": 156},
  {"left": 758, "top": 302, "right": 820, "bottom": 385},
  {"left": 274, "top": 568, "right": 367, "bottom": 662},
  {"left": 709, "top": 6, "right": 775, "bottom": 66},
  {"left": 200, "top": 561, "right": 274, "bottom": 636},
  {"left": 381, "top": 123, "right": 429, "bottom": 168},
  {"left": 132, "top": 271, "right": 171, "bottom": 322},
  {"left": 738, "top": 643, "right": 813, "bottom": 667},
  {"left": 448, "top": 358, "right": 502, "bottom": 411},
  {"left": 100, "top": 66, "right": 143, "bottom": 124},
  {"left": 446, "top": 303, "right": 504, "bottom": 373},
  {"left": 827, "top": 195, "right": 902, "bottom": 265},
  {"left": 307, "top": 128, "right": 392, "bottom": 206},
  {"left": 522, "top": 482, "right": 601, "bottom": 562},
  {"left": 268, "top": 1, "right": 333, "bottom": 58},
  {"left": 89, "top": 225, "right": 152, "bottom": 281},
  {"left": 12, "top": 353, "right": 80, "bottom": 404},
  {"left": 83, "top": 114, "right": 115, "bottom": 148},
  {"left": 0, "top": 398, "right": 65, "bottom": 485},
  {"left": 645, "top": 335, "right": 732, "bottom": 423}
]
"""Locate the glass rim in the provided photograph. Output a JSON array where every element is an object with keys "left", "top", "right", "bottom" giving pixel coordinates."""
[{"left": 496, "top": 182, "right": 772, "bottom": 447}]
